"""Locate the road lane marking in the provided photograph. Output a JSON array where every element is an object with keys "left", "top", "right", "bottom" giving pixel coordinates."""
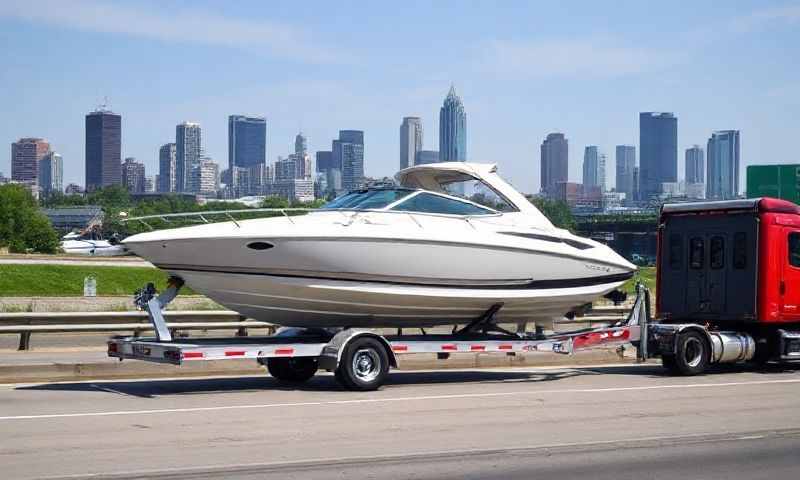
[
  {"left": 33, "top": 428, "right": 800, "bottom": 480},
  {"left": 2, "top": 377, "right": 800, "bottom": 421}
]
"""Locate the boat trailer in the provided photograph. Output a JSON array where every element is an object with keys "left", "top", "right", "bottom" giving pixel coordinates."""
[{"left": 109, "top": 279, "right": 651, "bottom": 390}]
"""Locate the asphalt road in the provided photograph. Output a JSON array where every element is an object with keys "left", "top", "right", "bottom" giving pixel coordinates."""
[{"left": 1, "top": 363, "right": 799, "bottom": 479}]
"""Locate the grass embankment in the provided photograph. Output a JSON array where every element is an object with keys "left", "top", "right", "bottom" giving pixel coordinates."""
[
  {"left": 623, "top": 266, "right": 656, "bottom": 295},
  {"left": 0, "top": 264, "right": 194, "bottom": 297}
]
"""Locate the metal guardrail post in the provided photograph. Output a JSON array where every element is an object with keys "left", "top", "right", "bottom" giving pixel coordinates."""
[{"left": 18, "top": 332, "right": 31, "bottom": 351}]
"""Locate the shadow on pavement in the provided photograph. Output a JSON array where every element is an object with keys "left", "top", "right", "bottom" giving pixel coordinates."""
[
  {"left": 16, "top": 365, "right": 631, "bottom": 397},
  {"left": 17, "top": 362, "right": 798, "bottom": 398}
]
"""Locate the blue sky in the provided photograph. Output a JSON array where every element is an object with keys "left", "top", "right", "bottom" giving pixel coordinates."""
[{"left": 1, "top": 0, "right": 799, "bottom": 193}]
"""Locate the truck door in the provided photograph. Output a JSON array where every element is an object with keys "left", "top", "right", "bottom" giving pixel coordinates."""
[
  {"left": 780, "top": 228, "right": 800, "bottom": 321},
  {"left": 706, "top": 234, "right": 727, "bottom": 314},
  {"left": 686, "top": 235, "right": 706, "bottom": 315}
]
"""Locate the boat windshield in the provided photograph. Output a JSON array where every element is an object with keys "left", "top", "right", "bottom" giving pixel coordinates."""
[
  {"left": 321, "top": 188, "right": 414, "bottom": 210},
  {"left": 390, "top": 192, "right": 495, "bottom": 216}
]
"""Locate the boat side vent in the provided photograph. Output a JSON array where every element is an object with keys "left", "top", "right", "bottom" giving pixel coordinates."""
[{"left": 246, "top": 241, "right": 274, "bottom": 251}]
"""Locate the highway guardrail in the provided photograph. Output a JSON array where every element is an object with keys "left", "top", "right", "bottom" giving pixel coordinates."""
[{"left": 0, "top": 311, "right": 275, "bottom": 350}]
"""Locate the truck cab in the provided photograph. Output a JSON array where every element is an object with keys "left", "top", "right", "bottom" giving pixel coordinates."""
[{"left": 652, "top": 198, "right": 800, "bottom": 374}]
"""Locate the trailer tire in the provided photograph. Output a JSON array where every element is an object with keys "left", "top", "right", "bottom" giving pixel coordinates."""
[
  {"left": 673, "top": 331, "right": 710, "bottom": 376},
  {"left": 267, "top": 357, "right": 318, "bottom": 383},
  {"left": 336, "top": 337, "right": 390, "bottom": 391}
]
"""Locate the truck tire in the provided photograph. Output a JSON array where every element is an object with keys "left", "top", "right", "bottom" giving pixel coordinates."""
[
  {"left": 267, "top": 357, "right": 318, "bottom": 383},
  {"left": 661, "top": 354, "right": 680, "bottom": 374},
  {"left": 335, "top": 337, "right": 390, "bottom": 391},
  {"left": 673, "top": 330, "right": 710, "bottom": 376}
]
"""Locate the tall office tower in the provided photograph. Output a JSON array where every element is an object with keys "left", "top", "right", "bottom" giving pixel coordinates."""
[
  {"left": 540, "top": 133, "right": 569, "bottom": 196},
  {"left": 707, "top": 130, "right": 740, "bottom": 200},
  {"left": 415, "top": 150, "right": 440, "bottom": 165},
  {"left": 121, "top": 157, "right": 146, "bottom": 193},
  {"left": 176, "top": 122, "right": 202, "bottom": 192},
  {"left": 274, "top": 156, "right": 297, "bottom": 182},
  {"left": 400, "top": 116, "right": 423, "bottom": 170},
  {"left": 582, "top": 146, "right": 606, "bottom": 191},
  {"left": 639, "top": 112, "right": 677, "bottom": 200},
  {"left": 632, "top": 166, "right": 640, "bottom": 201},
  {"left": 615, "top": 145, "right": 636, "bottom": 201},
  {"left": 333, "top": 130, "right": 364, "bottom": 191},
  {"left": 38, "top": 151, "right": 63, "bottom": 195},
  {"left": 439, "top": 86, "right": 467, "bottom": 162},
  {"left": 316, "top": 151, "right": 333, "bottom": 174},
  {"left": 85, "top": 109, "right": 122, "bottom": 192},
  {"left": 685, "top": 145, "right": 705, "bottom": 184},
  {"left": 295, "top": 132, "right": 307, "bottom": 156},
  {"left": 146, "top": 176, "right": 156, "bottom": 193},
  {"left": 11, "top": 137, "right": 50, "bottom": 185},
  {"left": 158, "top": 143, "right": 177, "bottom": 193},
  {"left": 228, "top": 115, "right": 267, "bottom": 170},
  {"left": 192, "top": 158, "right": 220, "bottom": 196}
]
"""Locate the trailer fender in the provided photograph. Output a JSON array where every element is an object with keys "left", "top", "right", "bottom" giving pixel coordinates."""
[
  {"left": 651, "top": 324, "right": 713, "bottom": 357},
  {"left": 318, "top": 329, "right": 398, "bottom": 372}
]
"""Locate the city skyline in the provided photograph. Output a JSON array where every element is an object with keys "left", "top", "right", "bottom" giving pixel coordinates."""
[{"left": 1, "top": 1, "right": 798, "bottom": 194}]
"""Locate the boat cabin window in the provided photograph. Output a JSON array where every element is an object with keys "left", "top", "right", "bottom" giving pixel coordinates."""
[
  {"left": 440, "top": 178, "right": 516, "bottom": 212},
  {"left": 322, "top": 189, "right": 414, "bottom": 210},
  {"left": 390, "top": 192, "right": 494, "bottom": 216}
]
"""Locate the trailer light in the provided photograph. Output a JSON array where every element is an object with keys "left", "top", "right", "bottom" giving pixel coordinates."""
[
  {"left": 392, "top": 345, "right": 409, "bottom": 352},
  {"left": 164, "top": 350, "right": 180, "bottom": 361},
  {"left": 275, "top": 348, "right": 294, "bottom": 355},
  {"left": 107, "top": 343, "right": 118, "bottom": 354},
  {"left": 498, "top": 344, "right": 513, "bottom": 350},
  {"left": 225, "top": 351, "right": 246, "bottom": 357},
  {"left": 183, "top": 351, "right": 204, "bottom": 359},
  {"left": 441, "top": 344, "right": 458, "bottom": 351},
  {"left": 470, "top": 345, "right": 486, "bottom": 351}
]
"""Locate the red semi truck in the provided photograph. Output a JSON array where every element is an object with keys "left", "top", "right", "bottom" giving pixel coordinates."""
[{"left": 647, "top": 197, "right": 800, "bottom": 374}]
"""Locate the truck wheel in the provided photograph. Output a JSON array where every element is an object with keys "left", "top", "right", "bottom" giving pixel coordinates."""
[
  {"left": 267, "top": 357, "right": 318, "bottom": 383},
  {"left": 661, "top": 354, "right": 680, "bottom": 374},
  {"left": 673, "top": 331, "right": 710, "bottom": 376},
  {"left": 335, "top": 337, "right": 390, "bottom": 391}
]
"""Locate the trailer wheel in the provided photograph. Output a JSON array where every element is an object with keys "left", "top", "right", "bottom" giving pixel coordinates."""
[
  {"left": 673, "top": 331, "right": 710, "bottom": 376},
  {"left": 267, "top": 357, "right": 318, "bottom": 383},
  {"left": 336, "top": 337, "right": 390, "bottom": 391}
]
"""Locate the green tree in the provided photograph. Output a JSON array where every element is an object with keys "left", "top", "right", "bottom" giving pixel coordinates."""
[
  {"left": 526, "top": 196, "right": 577, "bottom": 231},
  {"left": 0, "top": 184, "right": 60, "bottom": 253}
]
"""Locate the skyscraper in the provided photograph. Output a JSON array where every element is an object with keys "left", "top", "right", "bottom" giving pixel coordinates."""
[
  {"left": 11, "top": 137, "right": 50, "bottom": 185},
  {"left": 158, "top": 143, "right": 176, "bottom": 193},
  {"left": 191, "top": 157, "right": 220, "bottom": 196},
  {"left": 685, "top": 145, "right": 705, "bottom": 184},
  {"left": 176, "top": 122, "right": 202, "bottom": 193},
  {"left": 121, "top": 157, "right": 146, "bottom": 193},
  {"left": 295, "top": 132, "right": 307, "bottom": 157},
  {"left": 316, "top": 151, "right": 333, "bottom": 174},
  {"left": 707, "top": 130, "right": 740, "bottom": 200},
  {"left": 615, "top": 145, "right": 636, "bottom": 201},
  {"left": 540, "top": 133, "right": 568, "bottom": 196},
  {"left": 333, "top": 130, "right": 364, "bottom": 191},
  {"left": 415, "top": 150, "right": 440, "bottom": 165},
  {"left": 639, "top": 112, "right": 677, "bottom": 200},
  {"left": 400, "top": 117, "right": 423, "bottom": 170},
  {"left": 85, "top": 109, "right": 121, "bottom": 192},
  {"left": 39, "top": 151, "right": 63, "bottom": 195},
  {"left": 228, "top": 115, "right": 266, "bottom": 170},
  {"left": 582, "top": 146, "right": 605, "bottom": 191},
  {"left": 439, "top": 86, "right": 466, "bottom": 162}
]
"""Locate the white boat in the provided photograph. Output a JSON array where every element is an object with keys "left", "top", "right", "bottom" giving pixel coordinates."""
[
  {"left": 122, "top": 163, "right": 635, "bottom": 329},
  {"left": 61, "top": 231, "right": 128, "bottom": 257}
]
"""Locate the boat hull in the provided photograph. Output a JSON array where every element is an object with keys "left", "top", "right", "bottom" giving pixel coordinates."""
[{"left": 168, "top": 268, "right": 630, "bottom": 329}]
